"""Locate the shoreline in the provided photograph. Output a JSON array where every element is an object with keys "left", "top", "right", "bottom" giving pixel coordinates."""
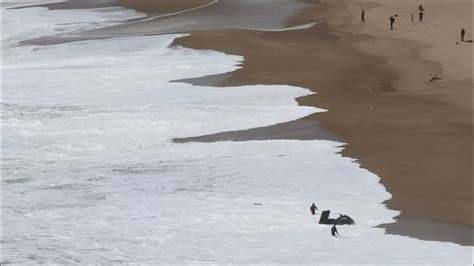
[
  {"left": 169, "top": 0, "right": 472, "bottom": 245},
  {"left": 22, "top": 0, "right": 471, "bottom": 246}
]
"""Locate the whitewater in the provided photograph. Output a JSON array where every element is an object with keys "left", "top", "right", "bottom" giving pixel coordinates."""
[{"left": 1, "top": 1, "right": 471, "bottom": 264}]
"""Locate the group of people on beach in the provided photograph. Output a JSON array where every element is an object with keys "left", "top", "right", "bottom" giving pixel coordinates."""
[
  {"left": 360, "top": 4, "right": 468, "bottom": 42},
  {"left": 360, "top": 4, "right": 424, "bottom": 30},
  {"left": 310, "top": 203, "right": 339, "bottom": 237}
]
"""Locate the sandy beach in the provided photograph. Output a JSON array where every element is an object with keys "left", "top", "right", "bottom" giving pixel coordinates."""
[
  {"left": 169, "top": 0, "right": 472, "bottom": 245},
  {"left": 17, "top": 0, "right": 471, "bottom": 246},
  {"left": 332, "top": 0, "right": 473, "bottom": 243}
]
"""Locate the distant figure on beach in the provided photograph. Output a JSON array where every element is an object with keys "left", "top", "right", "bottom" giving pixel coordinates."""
[
  {"left": 419, "top": 4, "right": 424, "bottom": 11},
  {"left": 461, "top": 28, "right": 466, "bottom": 42},
  {"left": 310, "top": 203, "right": 318, "bottom": 215},
  {"left": 418, "top": 11, "right": 424, "bottom": 22},
  {"left": 411, "top": 13, "right": 414, "bottom": 22},
  {"left": 389, "top": 16, "right": 395, "bottom": 30},
  {"left": 361, "top": 10, "right": 365, "bottom": 22},
  {"left": 331, "top": 224, "right": 339, "bottom": 237}
]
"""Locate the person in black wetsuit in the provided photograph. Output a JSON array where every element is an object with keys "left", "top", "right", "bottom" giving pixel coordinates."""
[
  {"left": 461, "top": 28, "right": 466, "bottom": 42},
  {"left": 361, "top": 10, "right": 365, "bottom": 22},
  {"left": 310, "top": 203, "right": 318, "bottom": 215},
  {"left": 389, "top": 16, "right": 395, "bottom": 30},
  {"left": 331, "top": 224, "right": 339, "bottom": 237}
]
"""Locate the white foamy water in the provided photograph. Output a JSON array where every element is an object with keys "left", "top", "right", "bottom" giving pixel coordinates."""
[
  {"left": 1, "top": 2, "right": 472, "bottom": 264},
  {"left": 1, "top": 1, "right": 144, "bottom": 45}
]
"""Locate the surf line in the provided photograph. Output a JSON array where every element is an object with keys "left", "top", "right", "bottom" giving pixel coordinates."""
[
  {"left": 253, "top": 22, "right": 319, "bottom": 32},
  {"left": 62, "top": 21, "right": 320, "bottom": 41},
  {"left": 125, "top": 0, "right": 219, "bottom": 25},
  {"left": 19, "top": 0, "right": 220, "bottom": 46},
  {"left": 64, "top": 22, "right": 320, "bottom": 40}
]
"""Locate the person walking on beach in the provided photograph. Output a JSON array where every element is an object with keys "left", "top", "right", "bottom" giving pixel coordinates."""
[
  {"left": 461, "top": 28, "right": 466, "bottom": 42},
  {"left": 310, "top": 203, "right": 318, "bottom": 215},
  {"left": 418, "top": 11, "right": 424, "bottom": 22},
  {"left": 389, "top": 16, "right": 395, "bottom": 30},
  {"left": 331, "top": 224, "right": 339, "bottom": 237},
  {"left": 361, "top": 10, "right": 365, "bottom": 22}
]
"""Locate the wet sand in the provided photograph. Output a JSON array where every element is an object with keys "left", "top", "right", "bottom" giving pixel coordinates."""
[
  {"left": 21, "top": 0, "right": 472, "bottom": 245},
  {"left": 10, "top": 0, "right": 115, "bottom": 10},
  {"left": 174, "top": 117, "right": 342, "bottom": 143},
  {"left": 87, "top": 0, "right": 308, "bottom": 36},
  {"left": 21, "top": 0, "right": 309, "bottom": 46},
  {"left": 118, "top": 0, "right": 212, "bottom": 14}
]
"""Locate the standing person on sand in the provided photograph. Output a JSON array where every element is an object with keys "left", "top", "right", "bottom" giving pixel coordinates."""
[
  {"left": 461, "top": 28, "right": 466, "bottom": 42},
  {"left": 411, "top": 13, "right": 414, "bottom": 22},
  {"left": 331, "top": 224, "right": 339, "bottom": 237},
  {"left": 310, "top": 203, "right": 318, "bottom": 215},
  {"left": 389, "top": 16, "right": 395, "bottom": 30},
  {"left": 361, "top": 10, "right": 365, "bottom": 22}
]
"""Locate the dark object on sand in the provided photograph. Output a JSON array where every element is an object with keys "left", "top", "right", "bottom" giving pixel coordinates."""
[
  {"left": 319, "top": 210, "right": 355, "bottom": 225},
  {"left": 310, "top": 203, "right": 318, "bottom": 215},
  {"left": 331, "top": 224, "right": 339, "bottom": 237},
  {"left": 429, "top": 75, "right": 443, "bottom": 82},
  {"left": 253, "top": 203, "right": 262, "bottom": 205},
  {"left": 461, "top": 28, "right": 466, "bottom": 42},
  {"left": 419, "top": 11, "right": 424, "bottom": 22},
  {"left": 411, "top": 13, "right": 414, "bottom": 22},
  {"left": 361, "top": 10, "right": 365, "bottom": 22},
  {"left": 389, "top": 16, "right": 395, "bottom": 30},
  {"left": 419, "top": 4, "right": 425, "bottom": 12}
]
